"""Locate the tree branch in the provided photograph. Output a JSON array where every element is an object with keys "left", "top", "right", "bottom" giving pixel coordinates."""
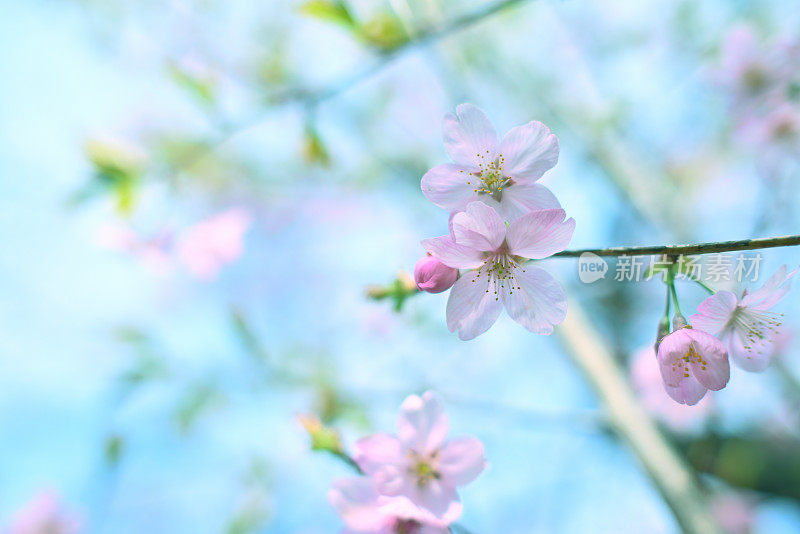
[{"left": 553, "top": 234, "right": 800, "bottom": 258}]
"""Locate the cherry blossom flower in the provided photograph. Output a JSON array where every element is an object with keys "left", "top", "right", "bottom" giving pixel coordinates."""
[
  {"left": 176, "top": 208, "right": 252, "bottom": 280},
  {"left": 656, "top": 320, "right": 730, "bottom": 406},
  {"left": 690, "top": 265, "right": 797, "bottom": 372},
  {"left": 353, "top": 391, "right": 485, "bottom": 522},
  {"left": 329, "top": 477, "right": 452, "bottom": 534},
  {"left": 421, "top": 103, "right": 561, "bottom": 221},
  {"left": 414, "top": 254, "right": 458, "bottom": 294},
  {"left": 422, "top": 201, "right": 574, "bottom": 340},
  {"left": 716, "top": 25, "right": 780, "bottom": 101},
  {"left": 95, "top": 224, "right": 174, "bottom": 275},
  {"left": 630, "top": 346, "right": 712, "bottom": 431},
  {"left": 8, "top": 491, "right": 80, "bottom": 534}
]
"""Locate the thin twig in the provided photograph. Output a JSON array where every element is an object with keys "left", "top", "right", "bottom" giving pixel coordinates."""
[
  {"left": 167, "top": 0, "right": 535, "bottom": 174},
  {"left": 553, "top": 234, "right": 800, "bottom": 258}
]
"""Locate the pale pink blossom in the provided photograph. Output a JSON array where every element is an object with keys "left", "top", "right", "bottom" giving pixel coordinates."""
[
  {"left": 176, "top": 208, "right": 252, "bottom": 280},
  {"left": 414, "top": 255, "right": 458, "bottom": 294},
  {"left": 8, "top": 491, "right": 80, "bottom": 534},
  {"left": 353, "top": 392, "right": 485, "bottom": 522},
  {"left": 690, "top": 265, "right": 797, "bottom": 372},
  {"left": 421, "top": 104, "right": 561, "bottom": 221},
  {"left": 657, "top": 324, "right": 730, "bottom": 406},
  {"left": 630, "top": 346, "right": 712, "bottom": 431},
  {"left": 736, "top": 102, "right": 800, "bottom": 157},
  {"left": 329, "top": 477, "right": 452, "bottom": 534},
  {"left": 95, "top": 224, "right": 173, "bottom": 275},
  {"left": 422, "top": 201, "right": 574, "bottom": 340},
  {"left": 716, "top": 25, "right": 779, "bottom": 101}
]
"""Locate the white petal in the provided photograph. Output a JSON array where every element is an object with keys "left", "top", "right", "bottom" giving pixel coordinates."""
[
  {"left": 663, "top": 375, "right": 708, "bottom": 406},
  {"left": 421, "top": 163, "right": 478, "bottom": 213},
  {"left": 443, "top": 104, "right": 498, "bottom": 168},
  {"left": 500, "top": 183, "right": 561, "bottom": 219},
  {"left": 436, "top": 437, "right": 486, "bottom": 486},
  {"left": 446, "top": 273, "right": 503, "bottom": 340},
  {"left": 689, "top": 291, "right": 738, "bottom": 334},
  {"left": 506, "top": 209, "right": 575, "bottom": 259},
  {"left": 500, "top": 266, "right": 567, "bottom": 335},
  {"left": 421, "top": 235, "right": 484, "bottom": 269},
  {"left": 397, "top": 391, "right": 449, "bottom": 454},
  {"left": 451, "top": 201, "right": 506, "bottom": 251},
  {"left": 499, "top": 120, "right": 559, "bottom": 182}
]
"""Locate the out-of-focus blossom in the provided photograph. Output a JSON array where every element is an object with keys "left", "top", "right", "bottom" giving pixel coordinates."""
[
  {"left": 414, "top": 255, "right": 458, "bottom": 294},
  {"left": 421, "top": 103, "right": 561, "bottom": 221},
  {"left": 422, "top": 201, "right": 574, "bottom": 340},
  {"left": 329, "top": 477, "right": 451, "bottom": 534},
  {"left": 711, "top": 492, "right": 756, "bottom": 534},
  {"left": 7, "top": 491, "right": 80, "bottom": 534},
  {"left": 735, "top": 102, "right": 800, "bottom": 159},
  {"left": 353, "top": 392, "right": 485, "bottom": 522},
  {"left": 630, "top": 346, "right": 712, "bottom": 431},
  {"left": 691, "top": 265, "right": 796, "bottom": 372},
  {"left": 176, "top": 208, "right": 252, "bottom": 280},
  {"left": 95, "top": 224, "right": 174, "bottom": 275},
  {"left": 716, "top": 25, "right": 779, "bottom": 101},
  {"left": 657, "top": 321, "right": 730, "bottom": 406}
]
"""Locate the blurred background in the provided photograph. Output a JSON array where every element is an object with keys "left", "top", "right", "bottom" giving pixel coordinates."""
[{"left": 1, "top": 0, "right": 799, "bottom": 532}]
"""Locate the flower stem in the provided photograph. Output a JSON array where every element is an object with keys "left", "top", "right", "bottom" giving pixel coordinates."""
[
  {"left": 556, "top": 301, "right": 721, "bottom": 534},
  {"left": 669, "top": 281, "right": 683, "bottom": 318},
  {"left": 692, "top": 279, "right": 716, "bottom": 295},
  {"left": 553, "top": 234, "right": 800, "bottom": 257}
]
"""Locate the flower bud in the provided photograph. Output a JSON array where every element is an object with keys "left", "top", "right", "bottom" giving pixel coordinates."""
[{"left": 414, "top": 254, "right": 458, "bottom": 294}]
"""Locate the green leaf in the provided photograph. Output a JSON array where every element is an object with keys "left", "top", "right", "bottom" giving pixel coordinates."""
[
  {"left": 168, "top": 60, "right": 217, "bottom": 108},
  {"left": 359, "top": 12, "right": 409, "bottom": 52},
  {"left": 298, "top": 0, "right": 356, "bottom": 29},
  {"left": 302, "top": 125, "right": 331, "bottom": 167}
]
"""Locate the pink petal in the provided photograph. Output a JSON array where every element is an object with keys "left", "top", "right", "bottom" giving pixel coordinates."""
[
  {"left": 397, "top": 391, "right": 450, "bottom": 454},
  {"left": 689, "top": 291, "right": 738, "bottom": 334},
  {"left": 353, "top": 433, "right": 405, "bottom": 475},
  {"left": 451, "top": 201, "right": 506, "bottom": 252},
  {"left": 445, "top": 274, "right": 503, "bottom": 340},
  {"left": 421, "top": 163, "right": 478, "bottom": 213},
  {"left": 436, "top": 437, "right": 486, "bottom": 487},
  {"left": 407, "top": 479, "right": 460, "bottom": 521},
  {"left": 657, "top": 329, "right": 692, "bottom": 388},
  {"left": 329, "top": 477, "right": 393, "bottom": 531},
  {"left": 663, "top": 374, "right": 708, "bottom": 406},
  {"left": 500, "top": 266, "right": 567, "bottom": 335},
  {"left": 506, "top": 209, "right": 575, "bottom": 259},
  {"left": 499, "top": 120, "right": 559, "bottom": 182},
  {"left": 740, "top": 265, "right": 796, "bottom": 309},
  {"left": 421, "top": 235, "right": 484, "bottom": 269},
  {"left": 685, "top": 329, "right": 730, "bottom": 391},
  {"left": 725, "top": 330, "right": 772, "bottom": 372},
  {"left": 443, "top": 104, "right": 498, "bottom": 168},
  {"left": 500, "top": 183, "right": 561, "bottom": 217}
]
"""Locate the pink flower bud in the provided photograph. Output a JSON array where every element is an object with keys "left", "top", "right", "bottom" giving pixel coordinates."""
[{"left": 414, "top": 255, "right": 458, "bottom": 294}]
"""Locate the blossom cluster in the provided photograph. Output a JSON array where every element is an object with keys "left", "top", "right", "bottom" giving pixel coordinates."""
[
  {"left": 328, "top": 392, "right": 486, "bottom": 533},
  {"left": 96, "top": 207, "right": 251, "bottom": 280},
  {"left": 414, "top": 104, "right": 575, "bottom": 340},
  {"left": 655, "top": 265, "right": 796, "bottom": 405},
  {"left": 716, "top": 25, "right": 800, "bottom": 164}
]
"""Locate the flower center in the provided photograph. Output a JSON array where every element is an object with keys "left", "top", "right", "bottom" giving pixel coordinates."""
[
  {"left": 393, "top": 519, "right": 422, "bottom": 534},
  {"left": 731, "top": 306, "right": 783, "bottom": 355},
  {"left": 408, "top": 450, "right": 440, "bottom": 488},
  {"left": 469, "top": 253, "right": 525, "bottom": 301},
  {"left": 670, "top": 344, "right": 707, "bottom": 378},
  {"left": 743, "top": 65, "right": 769, "bottom": 94},
  {"left": 465, "top": 151, "right": 512, "bottom": 202}
]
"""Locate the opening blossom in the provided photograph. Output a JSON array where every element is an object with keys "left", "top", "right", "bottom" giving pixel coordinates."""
[
  {"left": 422, "top": 201, "right": 574, "bottom": 340},
  {"left": 352, "top": 392, "right": 485, "bottom": 523},
  {"left": 421, "top": 103, "right": 561, "bottom": 221},
  {"left": 657, "top": 318, "right": 730, "bottom": 406},
  {"left": 690, "top": 265, "right": 797, "bottom": 372},
  {"left": 329, "top": 477, "right": 452, "bottom": 534},
  {"left": 414, "top": 254, "right": 458, "bottom": 294}
]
